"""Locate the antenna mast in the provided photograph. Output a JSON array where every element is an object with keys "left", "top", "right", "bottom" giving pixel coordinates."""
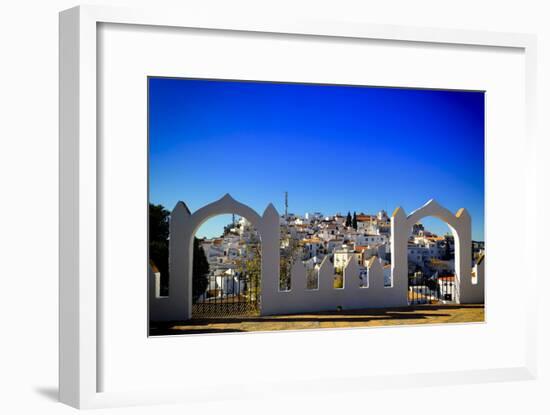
[{"left": 284, "top": 191, "right": 288, "bottom": 219}]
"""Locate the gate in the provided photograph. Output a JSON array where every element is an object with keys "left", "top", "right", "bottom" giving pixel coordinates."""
[
  {"left": 192, "top": 266, "right": 260, "bottom": 318},
  {"left": 408, "top": 273, "right": 456, "bottom": 305}
]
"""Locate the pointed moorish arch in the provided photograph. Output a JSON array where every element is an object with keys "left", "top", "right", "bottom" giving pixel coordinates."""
[
  {"left": 150, "top": 194, "right": 280, "bottom": 321},
  {"left": 185, "top": 194, "right": 265, "bottom": 237},
  {"left": 391, "top": 199, "right": 482, "bottom": 304}
]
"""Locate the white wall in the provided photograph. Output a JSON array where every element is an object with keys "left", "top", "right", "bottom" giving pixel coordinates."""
[
  {"left": 263, "top": 254, "right": 406, "bottom": 315},
  {"left": 1, "top": 1, "right": 549, "bottom": 414}
]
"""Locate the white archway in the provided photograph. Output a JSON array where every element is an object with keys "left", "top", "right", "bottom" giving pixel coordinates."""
[
  {"left": 150, "top": 194, "right": 280, "bottom": 321},
  {"left": 391, "top": 199, "right": 482, "bottom": 304}
]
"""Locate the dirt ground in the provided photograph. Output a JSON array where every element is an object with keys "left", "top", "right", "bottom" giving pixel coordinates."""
[{"left": 149, "top": 304, "right": 484, "bottom": 336}]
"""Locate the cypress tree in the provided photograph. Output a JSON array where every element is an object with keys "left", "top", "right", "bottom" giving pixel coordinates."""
[
  {"left": 192, "top": 237, "right": 210, "bottom": 301},
  {"left": 345, "top": 211, "right": 352, "bottom": 227}
]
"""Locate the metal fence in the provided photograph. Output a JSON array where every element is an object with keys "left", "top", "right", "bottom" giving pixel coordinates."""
[
  {"left": 408, "top": 274, "right": 456, "bottom": 305},
  {"left": 192, "top": 273, "right": 260, "bottom": 318},
  {"left": 192, "top": 269, "right": 457, "bottom": 317}
]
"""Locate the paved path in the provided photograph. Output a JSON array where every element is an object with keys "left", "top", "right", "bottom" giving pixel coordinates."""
[{"left": 150, "top": 304, "right": 484, "bottom": 335}]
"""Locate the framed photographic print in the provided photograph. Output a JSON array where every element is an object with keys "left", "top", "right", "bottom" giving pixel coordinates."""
[
  {"left": 147, "top": 77, "right": 486, "bottom": 336},
  {"left": 59, "top": 4, "right": 538, "bottom": 409}
]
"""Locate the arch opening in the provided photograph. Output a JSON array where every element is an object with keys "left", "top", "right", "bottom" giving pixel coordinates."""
[
  {"left": 191, "top": 213, "right": 262, "bottom": 318},
  {"left": 406, "top": 218, "right": 457, "bottom": 305}
]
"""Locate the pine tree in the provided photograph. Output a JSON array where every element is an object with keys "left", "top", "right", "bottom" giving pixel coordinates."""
[{"left": 352, "top": 211, "right": 358, "bottom": 230}]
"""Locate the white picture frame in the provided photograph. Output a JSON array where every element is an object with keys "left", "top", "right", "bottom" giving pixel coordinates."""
[{"left": 59, "top": 4, "right": 538, "bottom": 409}]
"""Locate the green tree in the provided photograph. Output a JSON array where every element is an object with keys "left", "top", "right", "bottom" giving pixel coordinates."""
[
  {"left": 279, "top": 233, "right": 302, "bottom": 291},
  {"left": 192, "top": 237, "right": 210, "bottom": 301},
  {"left": 443, "top": 239, "right": 452, "bottom": 261},
  {"left": 148, "top": 203, "right": 209, "bottom": 300},
  {"left": 352, "top": 211, "right": 358, "bottom": 230},
  {"left": 345, "top": 211, "right": 352, "bottom": 227},
  {"left": 149, "top": 204, "right": 170, "bottom": 241},
  {"left": 149, "top": 204, "right": 170, "bottom": 295},
  {"left": 237, "top": 242, "right": 261, "bottom": 300}
]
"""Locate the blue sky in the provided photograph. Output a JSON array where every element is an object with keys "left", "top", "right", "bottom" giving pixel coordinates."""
[{"left": 149, "top": 78, "right": 485, "bottom": 240}]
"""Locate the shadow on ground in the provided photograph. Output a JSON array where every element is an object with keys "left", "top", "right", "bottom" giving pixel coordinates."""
[
  {"left": 149, "top": 304, "right": 484, "bottom": 336},
  {"left": 34, "top": 387, "right": 58, "bottom": 402}
]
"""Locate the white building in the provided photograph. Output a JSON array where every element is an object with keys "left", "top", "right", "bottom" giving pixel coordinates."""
[
  {"left": 407, "top": 244, "right": 450, "bottom": 270},
  {"left": 356, "top": 233, "right": 388, "bottom": 246},
  {"left": 355, "top": 214, "right": 374, "bottom": 231},
  {"left": 333, "top": 245, "right": 361, "bottom": 270},
  {"left": 326, "top": 238, "right": 344, "bottom": 253},
  {"left": 302, "top": 238, "right": 324, "bottom": 259}
]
